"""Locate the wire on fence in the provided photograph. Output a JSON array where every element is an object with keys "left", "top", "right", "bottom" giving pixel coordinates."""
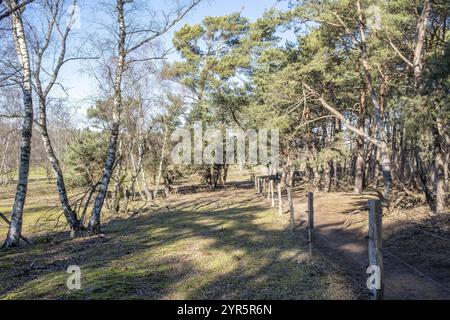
[
  {"left": 311, "top": 231, "right": 408, "bottom": 300},
  {"left": 262, "top": 184, "right": 449, "bottom": 299},
  {"left": 293, "top": 230, "right": 371, "bottom": 298}
]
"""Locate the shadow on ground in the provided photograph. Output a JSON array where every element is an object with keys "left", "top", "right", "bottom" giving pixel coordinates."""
[{"left": 0, "top": 183, "right": 358, "bottom": 300}]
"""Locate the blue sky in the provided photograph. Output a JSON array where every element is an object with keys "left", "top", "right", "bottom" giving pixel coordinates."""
[{"left": 56, "top": 0, "right": 289, "bottom": 121}]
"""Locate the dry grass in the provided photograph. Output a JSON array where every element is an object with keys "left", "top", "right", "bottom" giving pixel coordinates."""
[
  {"left": 1, "top": 168, "right": 447, "bottom": 300},
  {"left": 0, "top": 171, "right": 359, "bottom": 300}
]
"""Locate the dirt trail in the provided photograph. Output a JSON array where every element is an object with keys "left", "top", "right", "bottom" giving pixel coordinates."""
[{"left": 268, "top": 188, "right": 450, "bottom": 300}]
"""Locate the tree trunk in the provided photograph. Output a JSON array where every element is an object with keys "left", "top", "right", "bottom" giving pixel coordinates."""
[
  {"left": 333, "top": 160, "right": 340, "bottom": 189},
  {"left": 356, "top": 1, "right": 392, "bottom": 200},
  {"left": 38, "top": 100, "right": 81, "bottom": 234},
  {"left": 372, "top": 146, "right": 380, "bottom": 189},
  {"left": 312, "top": 164, "right": 321, "bottom": 192},
  {"left": 154, "top": 123, "right": 168, "bottom": 199},
  {"left": 88, "top": 122, "right": 120, "bottom": 233},
  {"left": 415, "top": 147, "right": 435, "bottom": 212},
  {"left": 355, "top": 90, "right": 366, "bottom": 194},
  {"left": 128, "top": 151, "right": 141, "bottom": 200},
  {"left": 432, "top": 121, "right": 446, "bottom": 214},
  {"left": 443, "top": 125, "right": 449, "bottom": 195},
  {"left": 87, "top": 0, "right": 126, "bottom": 234},
  {"left": 324, "top": 160, "right": 332, "bottom": 193},
  {"left": 140, "top": 166, "right": 153, "bottom": 201},
  {"left": 3, "top": 1, "right": 33, "bottom": 248},
  {"left": 354, "top": 135, "right": 365, "bottom": 195},
  {"left": 136, "top": 140, "right": 153, "bottom": 201},
  {"left": 413, "top": 0, "right": 432, "bottom": 86}
]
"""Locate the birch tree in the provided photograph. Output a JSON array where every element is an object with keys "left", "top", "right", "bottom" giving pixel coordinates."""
[
  {"left": 2, "top": 0, "right": 34, "bottom": 248},
  {"left": 87, "top": 0, "right": 201, "bottom": 234},
  {"left": 31, "top": 0, "right": 83, "bottom": 234}
]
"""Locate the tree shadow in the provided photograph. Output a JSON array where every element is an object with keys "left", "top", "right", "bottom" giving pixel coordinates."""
[{"left": 0, "top": 186, "right": 360, "bottom": 300}]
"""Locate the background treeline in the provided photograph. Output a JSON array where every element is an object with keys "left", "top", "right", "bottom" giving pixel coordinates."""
[{"left": 167, "top": 0, "right": 449, "bottom": 213}]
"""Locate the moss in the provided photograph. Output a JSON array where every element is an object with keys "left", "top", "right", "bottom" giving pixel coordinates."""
[{"left": 0, "top": 172, "right": 358, "bottom": 300}]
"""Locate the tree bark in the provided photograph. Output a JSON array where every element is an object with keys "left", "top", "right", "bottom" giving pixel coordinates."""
[
  {"left": 413, "top": 0, "right": 432, "bottom": 85},
  {"left": 433, "top": 120, "right": 446, "bottom": 214},
  {"left": 324, "top": 160, "right": 332, "bottom": 193},
  {"left": 443, "top": 124, "right": 449, "bottom": 195},
  {"left": 3, "top": 0, "right": 33, "bottom": 248},
  {"left": 88, "top": 0, "right": 126, "bottom": 234},
  {"left": 355, "top": 90, "right": 366, "bottom": 194},
  {"left": 415, "top": 146, "right": 435, "bottom": 212},
  {"left": 354, "top": 136, "right": 365, "bottom": 194},
  {"left": 356, "top": 1, "right": 392, "bottom": 200},
  {"left": 154, "top": 123, "right": 169, "bottom": 199},
  {"left": 37, "top": 100, "right": 81, "bottom": 234}
]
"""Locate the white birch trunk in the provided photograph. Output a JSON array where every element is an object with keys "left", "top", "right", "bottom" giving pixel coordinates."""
[
  {"left": 3, "top": 0, "right": 34, "bottom": 247},
  {"left": 87, "top": 0, "right": 126, "bottom": 233},
  {"left": 153, "top": 123, "right": 169, "bottom": 199}
]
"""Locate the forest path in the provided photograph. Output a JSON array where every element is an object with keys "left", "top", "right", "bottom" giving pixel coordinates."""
[{"left": 263, "top": 187, "right": 450, "bottom": 300}]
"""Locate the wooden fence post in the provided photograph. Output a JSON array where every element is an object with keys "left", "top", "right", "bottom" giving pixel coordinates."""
[
  {"left": 277, "top": 183, "right": 283, "bottom": 215},
  {"left": 263, "top": 178, "right": 266, "bottom": 194},
  {"left": 368, "top": 199, "right": 384, "bottom": 300},
  {"left": 255, "top": 176, "right": 258, "bottom": 192},
  {"left": 287, "top": 187, "right": 294, "bottom": 231},
  {"left": 271, "top": 180, "right": 275, "bottom": 207},
  {"left": 307, "top": 192, "right": 314, "bottom": 243}
]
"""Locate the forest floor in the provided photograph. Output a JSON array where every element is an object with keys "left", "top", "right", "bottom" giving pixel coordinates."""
[
  {"left": 0, "top": 179, "right": 358, "bottom": 299},
  {"left": 0, "top": 170, "right": 449, "bottom": 299}
]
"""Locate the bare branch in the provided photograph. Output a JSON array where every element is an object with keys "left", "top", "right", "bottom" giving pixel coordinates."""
[
  {"left": 0, "top": 0, "right": 34, "bottom": 21},
  {"left": 302, "top": 82, "right": 382, "bottom": 148},
  {"left": 125, "top": 0, "right": 201, "bottom": 55}
]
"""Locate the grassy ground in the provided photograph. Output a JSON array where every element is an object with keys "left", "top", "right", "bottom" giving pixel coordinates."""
[
  {"left": 3, "top": 168, "right": 446, "bottom": 300},
  {"left": 0, "top": 181, "right": 358, "bottom": 299}
]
